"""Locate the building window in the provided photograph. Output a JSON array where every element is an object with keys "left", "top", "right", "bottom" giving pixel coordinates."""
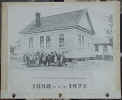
[
  {"left": 29, "top": 37, "right": 33, "bottom": 48},
  {"left": 46, "top": 36, "right": 51, "bottom": 48},
  {"left": 103, "top": 45, "right": 108, "bottom": 53},
  {"left": 82, "top": 35, "right": 84, "bottom": 48},
  {"left": 95, "top": 45, "right": 99, "bottom": 52},
  {"left": 10, "top": 46, "right": 15, "bottom": 55},
  {"left": 59, "top": 34, "right": 64, "bottom": 48},
  {"left": 78, "top": 34, "right": 84, "bottom": 48},
  {"left": 40, "top": 36, "right": 44, "bottom": 48},
  {"left": 78, "top": 34, "right": 81, "bottom": 48}
]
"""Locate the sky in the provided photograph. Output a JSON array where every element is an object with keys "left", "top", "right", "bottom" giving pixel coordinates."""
[{"left": 8, "top": 3, "right": 114, "bottom": 45}]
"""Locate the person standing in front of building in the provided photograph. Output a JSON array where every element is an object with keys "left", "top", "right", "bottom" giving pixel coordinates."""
[
  {"left": 47, "top": 53, "right": 51, "bottom": 66},
  {"left": 54, "top": 51, "right": 58, "bottom": 65},
  {"left": 60, "top": 53, "right": 65, "bottom": 66},
  {"left": 45, "top": 53, "right": 50, "bottom": 66},
  {"left": 39, "top": 52, "right": 44, "bottom": 66},
  {"left": 57, "top": 54, "right": 61, "bottom": 66}
]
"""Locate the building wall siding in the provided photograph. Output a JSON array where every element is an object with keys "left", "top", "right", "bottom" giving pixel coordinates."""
[{"left": 20, "top": 27, "right": 94, "bottom": 57}]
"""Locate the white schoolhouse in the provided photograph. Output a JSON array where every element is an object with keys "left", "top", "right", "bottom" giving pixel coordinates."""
[{"left": 15, "top": 9, "right": 96, "bottom": 60}]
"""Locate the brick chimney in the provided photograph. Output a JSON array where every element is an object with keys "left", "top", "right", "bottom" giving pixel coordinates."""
[{"left": 35, "top": 12, "right": 41, "bottom": 27}]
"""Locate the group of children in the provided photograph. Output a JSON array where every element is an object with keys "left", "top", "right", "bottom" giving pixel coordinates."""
[{"left": 23, "top": 51, "right": 66, "bottom": 66}]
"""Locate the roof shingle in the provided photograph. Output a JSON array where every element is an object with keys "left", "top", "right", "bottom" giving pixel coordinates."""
[{"left": 20, "top": 9, "right": 95, "bottom": 35}]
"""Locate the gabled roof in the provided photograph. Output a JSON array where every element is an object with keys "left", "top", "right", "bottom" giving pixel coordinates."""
[{"left": 20, "top": 9, "right": 95, "bottom": 35}]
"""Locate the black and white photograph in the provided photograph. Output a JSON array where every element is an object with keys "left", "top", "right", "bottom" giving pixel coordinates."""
[
  {"left": 9, "top": 5, "right": 113, "bottom": 68},
  {"left": 0, "top": 2, "right": 120, "bottom": 99}
]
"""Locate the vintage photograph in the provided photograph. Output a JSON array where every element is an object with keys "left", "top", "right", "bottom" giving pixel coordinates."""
[
  {"left": 9, "top": 6, "right": 113, "bottom": 68},
  {"left": 0, "top": 2, "right": 119, "bottom": 98}
]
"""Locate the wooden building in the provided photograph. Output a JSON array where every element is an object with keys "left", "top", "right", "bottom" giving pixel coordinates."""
[{"left": 16, "top": 9, "right": 95, "bottom": 59}]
